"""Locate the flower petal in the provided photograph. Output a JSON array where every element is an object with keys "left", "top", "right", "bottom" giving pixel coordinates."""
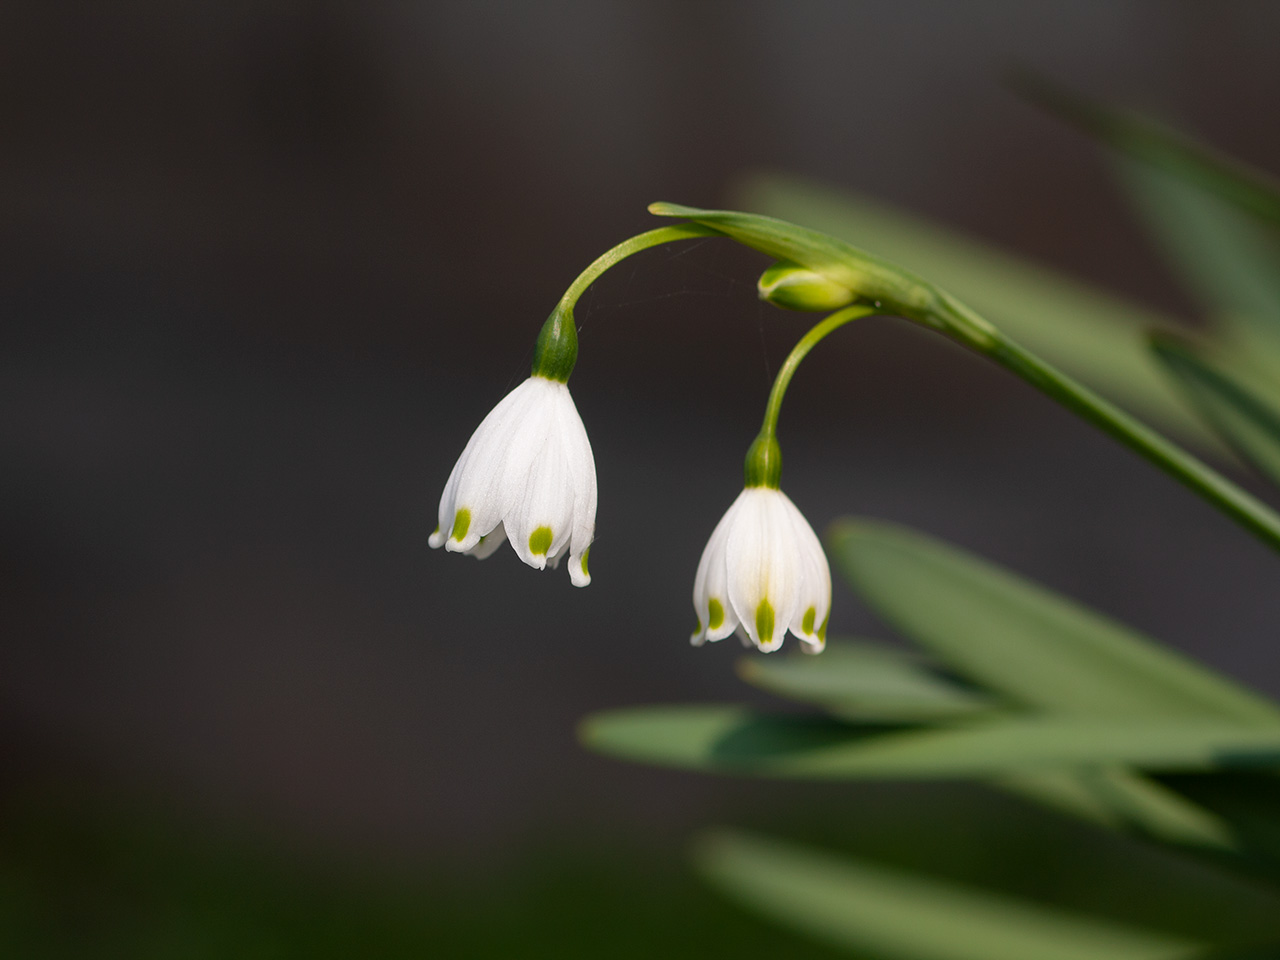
[
  {"left": 691, "top": 490, "right": 744, "bottom": 644},
  {"left": 726, "top": 488, "right": 802, "bottom": 652},
  {"left": 509, "top": 428, "right": 575, "bottom": 570},
  {"left": 559, "top": 389, "right": 598, "bottom": 588},
  {"left": 449, "top": 378, "right": 554, "bottom": 554},
  {"left": 781, "top": 493, "right": 831, "bottom": 652}
]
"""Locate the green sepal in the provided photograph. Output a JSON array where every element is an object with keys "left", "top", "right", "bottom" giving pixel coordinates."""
[
  {"left": 743, "top": 432, "right": 782, "bottom": 488},
  {"left": 531, "top": 305, "right": 578, "bottom": 382},
  {"left": 757, "top": 260, "right": 856, "bottom": 312}
]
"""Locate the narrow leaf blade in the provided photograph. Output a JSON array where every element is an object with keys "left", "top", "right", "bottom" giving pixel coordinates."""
[
  {"left": 829, "top": 519, "right": 1280, "bottom": 723},
  {"left": 731, "top": 172, "right": 1210, "bottom": 443},
  {"left": 1117, "top": 158, "right": 1280, "bottom": 339},
  {"left": 997, "top": 768, "right": 1237, "bottom": 852},
  {"left": 1011, "top": 71, "right": 1280, "bottom": 226},
  {"left": 1152, "top": 334, "right": 1280, "bottom": 486},
  {"left": 737, "top": 639, "right": 997, "bottom": 721},
  {"left": 580, "top": 705, "right": 1280, "bottom": 780},
  {"left": 695, "top": 829, "right": 1200, "bottom": 960}
]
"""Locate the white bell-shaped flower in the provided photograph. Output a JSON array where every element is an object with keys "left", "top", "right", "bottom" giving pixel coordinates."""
[
  {"left": 429, "top": 374, "right": 596, "bottom": 586},
  {"left": 690, "top": 486, "right": 830, "bottom": 653}
]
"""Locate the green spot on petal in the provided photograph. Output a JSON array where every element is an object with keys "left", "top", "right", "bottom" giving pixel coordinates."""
[
  {"left": 802, "top": 606, "right": 816, "bottom": 634},
  {"left": 756, "top": 599, "right": 775, "bottom": 645},
  {"left": 451, "top": 508, "right": 471, "bottom": 541},
  {"left": 529, "top": 526, "right": 553, "bottom": 556},
  {"left": 432, "top": 524, "right": 439, "bottom": 536},
  {"left": 708, "top": 598, "right": 725, "bottom": 630},
  {"left": 580, "top": 548, "right": 590, "bottom": 577},
  {"left": 818, "top": 613, "right": 829, "bottom": 641}
]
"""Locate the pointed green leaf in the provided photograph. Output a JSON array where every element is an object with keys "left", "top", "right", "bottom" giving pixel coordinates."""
[
  {"left": 579, "top": 705, "right": 1280, "bottom": 780},
  {"left": 1011, "top": 71, "right": 1280, "bottom": 227},
  {"left": 1152, "top": 334, "right": 1280, "bottom": 486},
  {"left": 695, "top": 830, "right": 1200, "bottom": 960},
  {"left": 1118, "top": 158, "right": 1280, "bottom": 339},
  {"left": 997, "top": 768, "right": 1237, "bottom": 853},
  {"left": 730, "top": 172, "right": 1213, "bottom": 445},
  {"left": 829, "top": 519, "right": 1280, "bottom": 723},
  {"left": 737, "top": 639, "right": 997, "bottom": 722}
]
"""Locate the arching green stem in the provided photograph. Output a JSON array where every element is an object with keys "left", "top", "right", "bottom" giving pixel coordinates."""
[
  {"left": 533, "top": 223, "right": 722, "bottom": 382},
  {"left": 558, "top": 223, "right": 722, "bottom": 313},
  {"left": 651, "top": 203, "right": 1280, "bottom": 555},
  {"left": 761, "top": 304, "right": 879, "bottom": 437},
  {"left": 744, "top": 304, "right": 877, "bottom": 488}
]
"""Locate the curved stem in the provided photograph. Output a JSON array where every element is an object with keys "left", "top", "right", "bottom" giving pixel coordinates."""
[
  {"left": 647, "top": 204, "right": 1280, "bottom": 553},
  {"left": 923, "top": 295, "right": 1280, "bottom": 551},
  {"left": 760, "top": 304, "right": 878, "bottom": 437},
  {"left": 557, "top": 223, "right": 722, "bottom": 314},
  {"left": 985, "top": 334, "right": 1280, "bottom": 552}
]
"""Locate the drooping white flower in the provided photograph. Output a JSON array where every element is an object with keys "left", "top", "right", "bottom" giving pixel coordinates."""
[
  {"left": 690, "top": 486, "right": 830, "bottom": 653},
  {"left": 429, "top": 374, "right": 596, "bottom": 586}
]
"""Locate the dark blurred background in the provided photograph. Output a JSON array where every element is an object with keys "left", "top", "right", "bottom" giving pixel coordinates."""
[{"left": 5, "top": 2, "right": 1280, "bottom": 954}]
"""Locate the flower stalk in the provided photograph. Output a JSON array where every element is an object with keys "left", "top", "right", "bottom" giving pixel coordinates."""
[
  {"left": 430, "top": 222, "right": 725, "bottom": 584},
  {"left": 652, "top": 202, "right": 1280, "bottom": 556}
]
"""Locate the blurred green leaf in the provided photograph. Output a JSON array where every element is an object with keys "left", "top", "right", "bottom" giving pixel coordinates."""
[
  {"left": 828, "top": 518, "right": 1280, "bottom": 723},
  {"left": 996, "top": 768, "right": 1237, "bottom": 853},
  {"left": 735, "top": 642, "right": 1244, "bottom": 854},
  {"left": 580, "top": 705, "right": 1280, "bottom": 779},
  {"left": 1010, "top": 70, "right": 1280, "bottom": 227},
  {"left": 694, "top": 829, "right": 1200, "bottom": 960},
  {"left": 736, "top": 642, "right": 1245, "bottom": 855},
  {"left": 1152, "top": 334, "right": 1280, "bottom": 486},
  {"left": 1117, "top": 159, "right": 1280, "bottom": 340},
  {"left": 728, "top": 172, "right": 1214, "bottom": 445},
  {"left": 737, "top": 640, "right": 998, "bottom": 722}
]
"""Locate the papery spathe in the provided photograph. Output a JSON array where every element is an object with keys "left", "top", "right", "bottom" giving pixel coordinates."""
[
  {"left": 691, "top": 487, "right": 830, "bottom": 653},
  {"left": 429, "top": 375, "right": 596, "bottom": 586}
]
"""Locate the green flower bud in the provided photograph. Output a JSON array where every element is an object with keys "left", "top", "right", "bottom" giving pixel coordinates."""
[
  {"left": 531, "top": 306, "right": 578, "bottom": 382},
  {"left": 757, "top": 260, "right": 858, "bottom": 312}
]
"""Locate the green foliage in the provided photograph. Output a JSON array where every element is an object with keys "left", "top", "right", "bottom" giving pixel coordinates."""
[
  {"left": 737, "top": 640, "right": 996, "bottom": 722},
  {"left": 730, "top": 171, "right": 1208, "bottom": 443},
  {"left": 1008, "top": 70, "right": 1280, "bottom": 227},
  {"left": 650, "top": 195, "right": 1280, "bottom": 555},
  {"left": 582, "top": 703, "right": 1280, "bottom": 779},
  {"left": 581, "top": 517, "right": 1280, "bottom": 951},
  {"left": 1152, "top": 334, "right": 1280, "bottom": 486},
  {"left": 1118, "top": 159, "right": 1280, "bottom": 343},
  {"left": 694, "top": 830, "right": 1200, "bottom": 960},
  {"left": 584, "top": 78, "right": 1280, "bottom": 959},
  {"left": 828, "top": 519, "right": 1280, "bottom": 723}
]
